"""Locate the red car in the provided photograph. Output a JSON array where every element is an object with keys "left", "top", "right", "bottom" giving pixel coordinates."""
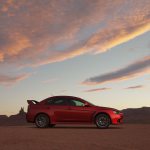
[{"left": 26, "top": 96, "right": 123, "bottom": 128}]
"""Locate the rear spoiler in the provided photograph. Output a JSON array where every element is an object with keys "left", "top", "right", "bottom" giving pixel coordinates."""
[{"left": 27, "top": 100, "right": 39, "bottom": 105}]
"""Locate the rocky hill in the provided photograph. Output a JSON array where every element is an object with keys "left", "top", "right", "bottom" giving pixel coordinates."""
[
  {"left": 0, "top": 107, "right": 27, "bottom": 126},
  {"left": 122, "top": 107, "right": 150, "bottom": 124}
]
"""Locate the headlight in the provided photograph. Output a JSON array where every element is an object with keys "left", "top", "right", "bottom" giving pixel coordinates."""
[{"left": 113, "top": 110, "right": 120, "bottom": 114}]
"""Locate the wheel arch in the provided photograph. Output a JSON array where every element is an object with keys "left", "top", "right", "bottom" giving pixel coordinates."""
[{"left": 34, "top": 112, "right": 51, "bottom": 123}]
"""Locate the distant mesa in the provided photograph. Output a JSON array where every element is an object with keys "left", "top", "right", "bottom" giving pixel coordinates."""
[
  {"left": 0, "top": 107, "right": 27, "bottom": 126},
  {"left": 122, "top": 107, "right": 150, "bottom": 124},
  {"left": 0, "top": 115, "right": 8, "bottom": 120},
  {"left": 0, "top": 107, "right": 150, "bottom": 126}
]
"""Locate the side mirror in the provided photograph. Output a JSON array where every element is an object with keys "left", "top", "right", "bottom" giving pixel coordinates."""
[{"left": 84, "top": 102, "right": 90, "bottom": 107}]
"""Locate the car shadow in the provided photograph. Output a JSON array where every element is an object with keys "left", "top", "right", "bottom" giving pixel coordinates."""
[{"left": 28, "top": 125, "right": 123, "bottom": 130}]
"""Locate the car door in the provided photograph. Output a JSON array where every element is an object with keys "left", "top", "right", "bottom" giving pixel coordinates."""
[
  {"left": 67, "top": 98, "right": 94, "bottom": 122},
  {"left": 46, "top": 97, "right": 70, "bottom": 122}
]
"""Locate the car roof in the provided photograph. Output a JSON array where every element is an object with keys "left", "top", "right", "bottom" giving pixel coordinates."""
[
  {"left": 49, "top": 95, "right": 82, "bottom": 100},
  {"left": 40, "top": 95, "right": 95, "bottom": 106},
  {"left": 42, "top": 95, "right": 85, "bottom": 102}
]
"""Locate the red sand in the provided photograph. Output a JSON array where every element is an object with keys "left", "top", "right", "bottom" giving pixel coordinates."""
[{"left": 0, "top": 124, "right": 150, "bottom": 150}]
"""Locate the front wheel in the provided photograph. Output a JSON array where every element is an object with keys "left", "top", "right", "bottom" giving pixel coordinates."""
[
  {"left": 35, "top": 114, "right": 50, "bottom": 128},
  {"left": 95, "top": 114, "right": 111, "bottom": 129}
]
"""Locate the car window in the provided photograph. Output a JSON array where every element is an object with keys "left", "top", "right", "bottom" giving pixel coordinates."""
[
  {"left": 53, "top": 99, "right": 66, "bottom": 105},
  {"left": 68, "top": 99, "right": 84, "bottom": 106},
  {"left": 47, "top": 98, "right": 53, "bottom": 105},
  {"left": 47, "top": 97, "right": 67, "bottom": 106}
]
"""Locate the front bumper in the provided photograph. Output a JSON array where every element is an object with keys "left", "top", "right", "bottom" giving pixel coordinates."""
[{"left": 111, "top": 113, "right": 123, "bottom": 124}]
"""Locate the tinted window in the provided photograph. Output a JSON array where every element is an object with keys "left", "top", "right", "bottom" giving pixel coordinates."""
[
  {"left": 68, "top": 99, "right": 84, "bottom": 106},
  {"left": 47, "top": 97, "right": 67, "bottom": 106},
  {"left": 47, "top": 98, "right": 53, "bottom": 105},
  {"left": 53, "top": 99, "right": 66, "bottom": 105}
]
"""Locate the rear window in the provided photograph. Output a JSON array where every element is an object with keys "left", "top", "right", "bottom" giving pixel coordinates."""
[{"left": 46, "top": 98, "right": 67, "bottom": 106}]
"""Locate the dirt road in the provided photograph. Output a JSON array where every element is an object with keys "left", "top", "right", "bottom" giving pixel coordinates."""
[{"left": 0, "top": 124, "right": 150, "bottom": 150}]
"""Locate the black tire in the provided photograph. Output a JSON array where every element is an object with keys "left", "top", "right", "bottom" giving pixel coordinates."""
[
  {"left": 49, "top": 124, "right": 55, "bottom": 128},
  {"left": 35, "top": 114, "right": 50, "bottom": 128},
  {"left": 95, "top": 114, "right": 111, "bottom": 129}
]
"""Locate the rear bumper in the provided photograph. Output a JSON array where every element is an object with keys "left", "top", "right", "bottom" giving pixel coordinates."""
[{"left": 111, "top": 113, "right": 123, "bottom": 124}]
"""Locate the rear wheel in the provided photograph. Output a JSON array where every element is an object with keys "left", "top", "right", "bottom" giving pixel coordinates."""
[
  {"left": 95, "top": 114, "right": 111, "bottom": 129},
  {"left": 35, "top": 114, "right": 50, "bottom": 128}
]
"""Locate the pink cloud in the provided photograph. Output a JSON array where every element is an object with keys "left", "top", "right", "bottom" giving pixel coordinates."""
[
  {"left": 125, "top": 85, "right": 144, "bottom": 89},
  {"left": 0, "top": 0, "right": 150, "bottom": 85},
  {"left": 0, "top": 0, "right": 149, "bottom": 67},
  {"left": 0, "top": 73, "right": 30, "bottom": 86},
  {"left": 84, "top": 87, "right": 111, "bottom": 93},
  {"left": 82, "top": 56, "right": 150, "bottom": 85}
]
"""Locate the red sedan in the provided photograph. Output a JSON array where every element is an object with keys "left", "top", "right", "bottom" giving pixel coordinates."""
[{"left": 26, "top": 96, "right": 123, "bottom": 128}]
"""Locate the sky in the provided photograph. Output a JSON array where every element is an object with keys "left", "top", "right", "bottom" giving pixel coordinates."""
[{"left": 0, "top": 0, "right": 150, "bottom": 115}]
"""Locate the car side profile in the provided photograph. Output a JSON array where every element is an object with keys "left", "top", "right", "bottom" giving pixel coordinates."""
[{"left": 26, "top": 96, "right": 123, "bottom": 128}]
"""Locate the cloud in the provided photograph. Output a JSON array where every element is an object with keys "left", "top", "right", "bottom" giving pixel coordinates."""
[
  {"left": 84, "top": 87, "right": 111, "bottom": 93},
  {"left": 82, "top": 56, "right": 150, "bottom": 85},
  {"left": 125, "top": 85, "right": 144, "bottom": 89},
  {"left": 0, "top": 0, "right": 150, "bottom": 67},
  {"left": 0, "top": 0, "right": 150, "bottom": 84},
  {"left": 86, "top": 22, "right": 150, "bottom": 53},
  {"left": 0, "top": 73, "right": 30, "bottom": 86}
]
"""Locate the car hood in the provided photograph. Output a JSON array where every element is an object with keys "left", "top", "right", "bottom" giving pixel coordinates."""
[{"left": 93, "top": 106, "right": 118, "bottom": 111}]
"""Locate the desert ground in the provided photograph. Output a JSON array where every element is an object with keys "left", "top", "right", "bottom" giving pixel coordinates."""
[{"left": 0, "top": 124, "right": 150, "bottom": 150}]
